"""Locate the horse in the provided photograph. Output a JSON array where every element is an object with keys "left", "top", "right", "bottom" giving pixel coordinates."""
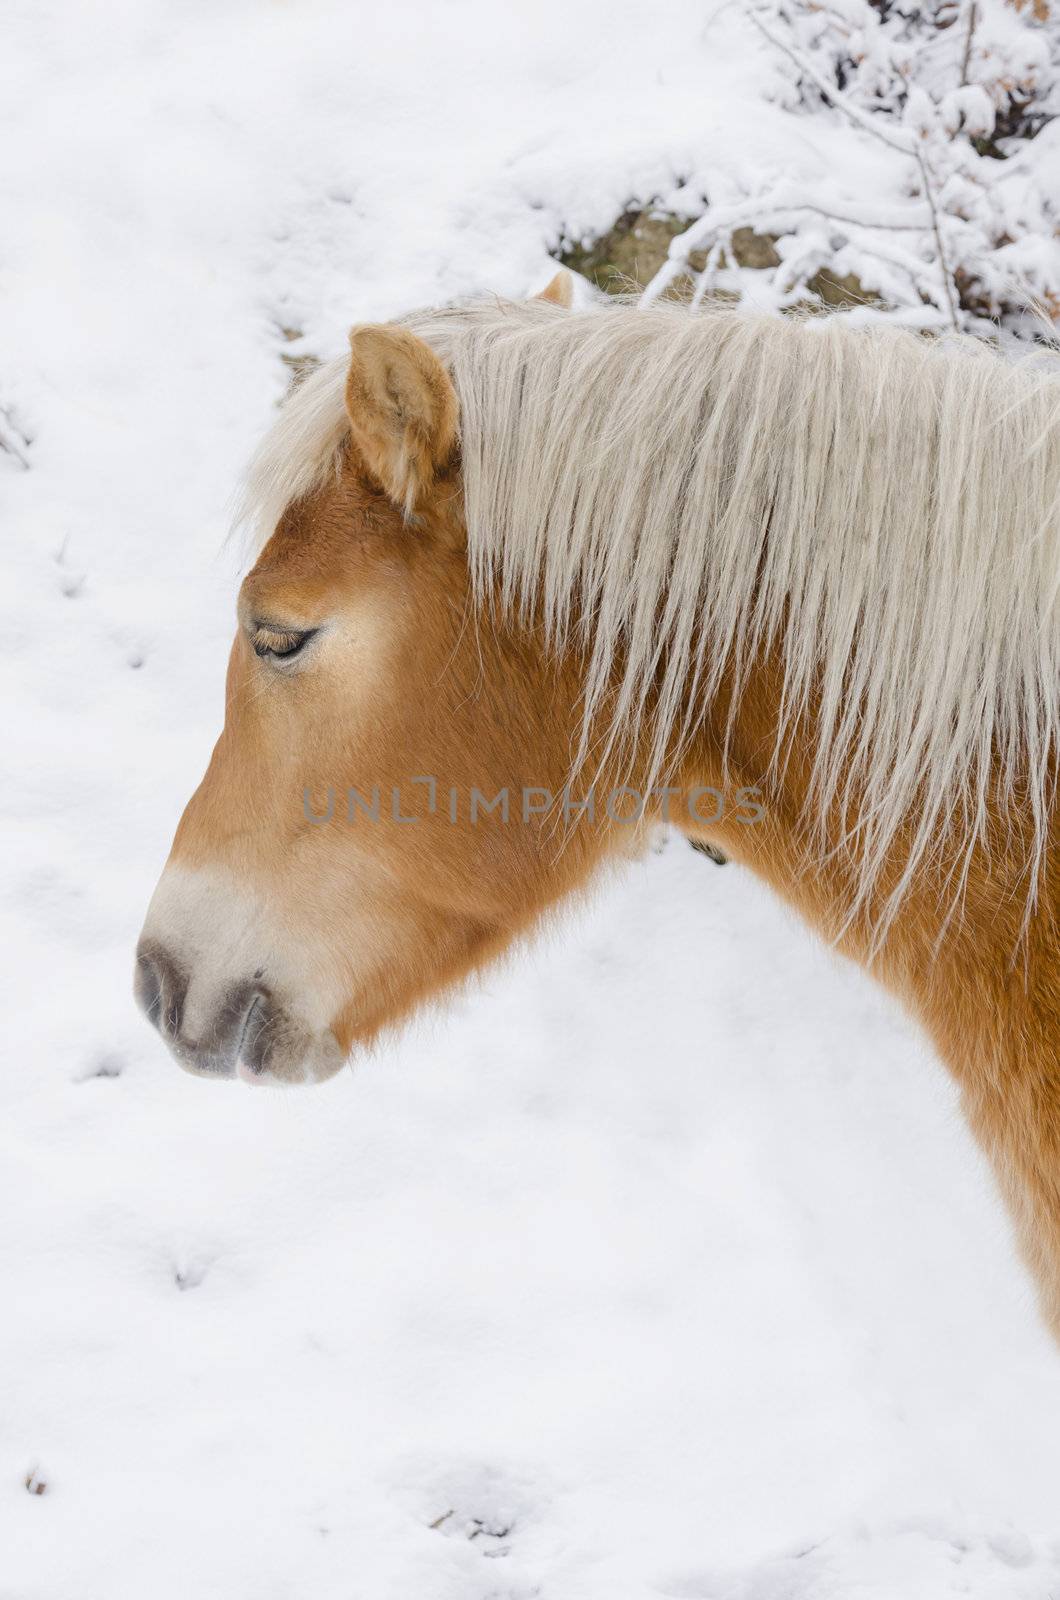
[{"left": 136, "top": 270, "right": 1060, "bottom": 1339}]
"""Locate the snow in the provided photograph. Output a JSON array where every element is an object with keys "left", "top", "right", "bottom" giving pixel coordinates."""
[{"left": 4, "top": 2, "right": 1060, "bottom": 1595}]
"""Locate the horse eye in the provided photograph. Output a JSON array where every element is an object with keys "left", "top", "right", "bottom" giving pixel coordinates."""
[{"left": 252, "top": 627, "right": 315, "bottom": 661}]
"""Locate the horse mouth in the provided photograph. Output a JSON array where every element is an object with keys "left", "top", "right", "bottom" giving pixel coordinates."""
[{"left": 232, "top": 1005, "right": 346, "bottom": 1087}]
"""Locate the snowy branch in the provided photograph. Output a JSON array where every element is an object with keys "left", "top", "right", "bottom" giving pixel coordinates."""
[{"left": 647, "top": 0, "right": 1060, "bottom": 336}]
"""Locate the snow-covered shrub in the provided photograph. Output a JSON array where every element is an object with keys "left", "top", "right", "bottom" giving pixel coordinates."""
[{"left": 645, "top": 0, "right": 1060, "bottom": 336}]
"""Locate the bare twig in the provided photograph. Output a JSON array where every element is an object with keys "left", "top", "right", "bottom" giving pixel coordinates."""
[
  {"left": 960, "top": 0, "right": 979, "bottom": 87},
  {"left": 912, "top": 147, "right": 960, "bottom": 329}
]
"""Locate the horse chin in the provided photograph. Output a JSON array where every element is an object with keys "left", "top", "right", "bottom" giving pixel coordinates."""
[{"left": 234, "top": 1027, "right": 347, "bottom": 1088}]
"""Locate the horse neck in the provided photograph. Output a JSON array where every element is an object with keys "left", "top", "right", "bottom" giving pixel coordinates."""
[{"left": 668, "top": 649, "right": 1060, "bottom": 1076}]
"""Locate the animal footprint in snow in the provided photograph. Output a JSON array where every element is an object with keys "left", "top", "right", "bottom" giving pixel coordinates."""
[
  {"left": 76, "top": 1051, "right": 125, "bottom": 1082},
  {"left": 429, "top": 1506, "right": 514, "bottom": 1557},
  {"left": 53, "top": 535, "right": 86, "bottom": 598},
  {"left": 0, "top": 403, "right": 31, "bottom": 469},
  {"left": 172, "top": 1255, "right": 212, "bottom": 1291},
  {"left": 394, "top": 1455, "right": 546, "bottom": 1565}
]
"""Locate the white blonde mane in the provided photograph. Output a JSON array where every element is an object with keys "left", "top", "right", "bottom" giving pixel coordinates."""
[{"left": 238, "top": 297, "right": 1060, "bottom": 942}]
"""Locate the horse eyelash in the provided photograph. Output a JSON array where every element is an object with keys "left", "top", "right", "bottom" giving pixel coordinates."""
[{"left": 251, "top": 628, "right": 312, "bottom": 659}]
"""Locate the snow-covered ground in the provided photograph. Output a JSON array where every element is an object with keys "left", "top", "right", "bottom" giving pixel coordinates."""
[{"left": 4, "top": 4, "right": 1060, "bottom": 1595}]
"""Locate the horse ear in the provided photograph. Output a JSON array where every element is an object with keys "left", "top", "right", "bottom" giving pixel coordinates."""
[
  {"left": 345, "top": 325, "right": 459, "bottom": 518},
  {"left": 533, "top": 269, "right": 574, "bottom": 309}
]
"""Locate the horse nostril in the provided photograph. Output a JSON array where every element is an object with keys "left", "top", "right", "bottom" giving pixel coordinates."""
[
  {"left": 134, "top": 944, "right": 186, "bottom": 1039},
  {"left": 134, "top": 952, "right": 162, "bottom": 1024}
]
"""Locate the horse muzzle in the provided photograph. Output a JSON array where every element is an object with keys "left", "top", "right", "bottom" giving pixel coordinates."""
[
  {"left": 135, "top": 941, "right": 343, "bottom": 1084},
  {"left": 136, "top": 943, "right": 263, "bottom": 1080},
  {"left": 133, "top": 865, "right": 347, "bottom": 1086}
]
